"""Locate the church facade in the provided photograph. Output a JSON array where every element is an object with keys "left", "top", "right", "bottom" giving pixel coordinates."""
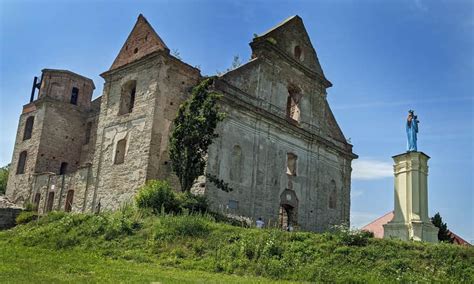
[{"left": 6, "top": 15, "right": 356, "bottom": 231}]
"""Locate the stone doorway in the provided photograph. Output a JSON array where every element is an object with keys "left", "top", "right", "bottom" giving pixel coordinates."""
[
  {"left": 279, "top": 204, "right": 294, "bottom": 230},
  {"left": 279, "top": 189, "right": 298, "bottom": 231}
]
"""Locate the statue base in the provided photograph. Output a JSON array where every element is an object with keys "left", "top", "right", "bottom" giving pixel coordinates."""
[
  {"left": 383, "top": 151, "right": 438, "bottom": 243},
  {"left": 383, "top": 220, "right": 438, "bottom": 242}
]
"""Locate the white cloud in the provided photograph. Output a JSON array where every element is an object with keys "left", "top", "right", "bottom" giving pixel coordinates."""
[
  {"left": 352, "top": 159, "right": 393, "bottom": 180},
  {"left": 413, "top": 0, "right": 428, "bottom": 12},
  {"left": 350, "top": 211, "right": 381, "bottom": 229}
]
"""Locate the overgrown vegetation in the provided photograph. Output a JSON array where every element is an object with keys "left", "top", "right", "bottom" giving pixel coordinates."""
[
  {"left": 1, "top": 209, "right": 472, "bottom": 282},
  {"left": 135, "top": 180, "right": 208, "bottom": 214},
  {"left": 169, "top": 78, "right": 230, "bottom": 192},
  {"left": 0, "top": 164, "right": 9, "bottom": 195},
  {"left": 217, "top": 55, "right": 243, "bottom": 76}
]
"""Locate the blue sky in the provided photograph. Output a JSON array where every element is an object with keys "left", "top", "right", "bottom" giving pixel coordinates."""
[{"left": 1, "top": 0, "right": 473, "bottom": 241}]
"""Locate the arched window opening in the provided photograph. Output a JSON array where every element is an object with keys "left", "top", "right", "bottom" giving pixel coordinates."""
[
  {"left": 33, "top": 193, "right": 41, "bottom": 211},
  {"left": 59, "top": 162, "right": 68, "bottom": 175},
  {"left": 118, "top": 80, "right": 137, "bottom": 115},
  {"left": 230, "top": 145, "right": 243, "bottom": 182},
  {"left": 294, "top": 45, "right": 302, "bottom": 61},
  {"left": 114, "top": 138, "right": 127, "bottom": 164},
  {"left": 286, "top": 85, "right": 302, "bottom": 123},
  {"left": 84, "top": 122, "right": 92, "bottom": 145},
  {"left": 64, "top": 190, "right": 74, "bottom": 212},
  {"left": 329, "top": 180, "right": 337, "bottom": 209},
  {"left": 46, "top": 192, "right": 55, "bottom": 212},
  {"left": 17, "top": 151, "right": 27, "bottom": 174},
  {"left": 23, "top": 116, "right": 34, "bottom": 140},
  {"left": 286, "top": 153, "right": 297, "bottom": 176},
  {"left": 70, "top": 87, "right": 79, "bottom": 105}
]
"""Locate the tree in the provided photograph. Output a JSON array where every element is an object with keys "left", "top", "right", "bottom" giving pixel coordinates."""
[
  {"left": 0, "top": 164, "right": 10, "bottom": 195},
  {"left": 431, "top": 212, "right": 454, "bottom": 243},
  {"left": 169, "top": 78, "right": 230, "bottom": 192}
]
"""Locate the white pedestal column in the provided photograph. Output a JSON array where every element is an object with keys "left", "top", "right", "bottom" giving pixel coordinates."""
[{"left": 383, "top": 152, "right": 438, "bottom": 242}]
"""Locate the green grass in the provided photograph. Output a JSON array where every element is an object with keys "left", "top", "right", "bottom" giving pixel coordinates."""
[
  {"left": 1, "top": 209, "right": 473, "bottom": 283},
  {"left": 0, "top": 244, "right": 289, "bottom": 283}
]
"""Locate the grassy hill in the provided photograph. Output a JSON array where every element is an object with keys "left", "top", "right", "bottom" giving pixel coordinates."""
[{"left": 1, "top": 208, "right": 472, "bottom": 283}]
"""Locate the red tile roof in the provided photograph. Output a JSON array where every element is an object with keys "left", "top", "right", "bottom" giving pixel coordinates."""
[
  {"left": 361, "top": 211, "right": 471, "bottom": 246},
  {"left": 361, "top": 211, "right": 394, "bottom": 239}
]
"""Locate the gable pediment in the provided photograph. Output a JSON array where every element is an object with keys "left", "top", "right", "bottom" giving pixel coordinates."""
[
  {"left": 251, "top": 16, "right": 328, "bottom": 84},
  {"left": 109, "top": 14, "right": 169, "bottom": 71}
]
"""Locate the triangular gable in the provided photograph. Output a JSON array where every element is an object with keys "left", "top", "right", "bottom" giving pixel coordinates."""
[
  {"left": 252, "top": 15, "right": 326, "bottom": 79},
  {"left": 324, "top": 100, "right": 347, "bottom": 142},
  {"left": 109, "top": 14, "right": 169, "bottom": 71}
]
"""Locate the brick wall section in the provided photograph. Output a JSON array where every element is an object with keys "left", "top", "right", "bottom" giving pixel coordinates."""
[
  {"left": 0, "top": 208, "right": 22, "bottom": 230},
  {"left": 109, "top": 14, "right": 168, "bottom": 71},
  {"left": 38, "top": 69, "right": 95, "bottom": 109}
]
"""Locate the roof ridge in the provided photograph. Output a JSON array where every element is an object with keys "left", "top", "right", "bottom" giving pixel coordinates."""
[
  {"left": 256, "top": 15, "right": 300, "bottom": 38},
  {"left": 361, "top": 211, "right": 394, "bottom": 229}
]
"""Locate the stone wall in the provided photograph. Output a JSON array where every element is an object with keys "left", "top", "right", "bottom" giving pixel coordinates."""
[
  {"left": 30, "top": 165, "right": 92, "bottom": 214},
  {"left": 0, "top": 208, "right": 22, "bottom": 230},
  {"left": 203, "top": 17, "right": 355, "bottom": 231},
  {"left": 5, "top": 102, "right": 45, "bottom": 205},
  {"left": 206, "top": 101, "right": 351, "bottom": 231},
  {"left": 89, "top": 52, "right": 199, "bottom": 211}
]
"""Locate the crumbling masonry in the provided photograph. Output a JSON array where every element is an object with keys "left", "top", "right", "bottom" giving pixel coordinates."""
[{"left": 6, "top": 15, "right": 357, "bottom": 231}]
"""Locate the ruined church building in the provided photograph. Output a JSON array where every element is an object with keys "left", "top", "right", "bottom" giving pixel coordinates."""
[{"left": 6, "top": 15, "right": 357, "bottom": 231}]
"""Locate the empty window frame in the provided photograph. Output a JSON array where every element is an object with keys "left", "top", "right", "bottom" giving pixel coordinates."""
[
  {"left": 64, "top": 190, "right": 74, "bottom": 212},
  {"left": 294, "top": 45, "right": 302, "bottom": 61},
  {"left": 16, "top": 151, "right": 27, "bottom": 174},
  {"left": 33, "top": 193, "right": 41, "bottom": 211},
  {"left": 59, "top": 162, "right": 68, "bottom": 175},
  {"left": 23, "top": 116, "right": 34, "bottom": 140},
  {"left": 286, "top": 85, "right": 301, "bottom": 123},
  {"left": 286, "top": 153, "right": 297, "bottom": 176},
  {"left": 70, "top": 87, "right": 79, "bottom": 105},
  {"left": 46, "top": 191, "right": 55, "bottom": 212},
  {"left": 114, "top": 138, "right": 127, "bottom": 164},
  {"left": 84, "top": 122, "right": 92, "bottom": 145},
  {"left": 118, "top": 80, "right": 137, "bottom": 115}
]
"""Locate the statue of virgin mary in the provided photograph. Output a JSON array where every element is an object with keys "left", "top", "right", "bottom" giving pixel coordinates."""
[{"left": 406, "top": 110, "right": 419, "bottom": 152}]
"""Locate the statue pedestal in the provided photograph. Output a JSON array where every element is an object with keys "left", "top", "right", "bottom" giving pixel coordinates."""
[{"left": 383, "top": 152, "right": 438, "bottom": 242}]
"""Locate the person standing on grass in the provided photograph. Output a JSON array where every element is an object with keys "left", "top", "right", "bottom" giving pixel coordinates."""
[{"left": 256, "top": 217, "right": 264, "bottom": 228}]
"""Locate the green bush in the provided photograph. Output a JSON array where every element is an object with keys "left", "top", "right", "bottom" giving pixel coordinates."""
[
  {"left": 135, "top": 180, "right": 180, "bottom": 214},
  {"left": 154, "top": 214, "right": 212, "bottom": 240},
  {"left": 16, "top": 211, "right": 38, "bottom": 225},
  {"left": 135, "top": 180, "right": 209, "bottom": 214},
  {"left": 331, "top": 224, "right": 374, "bottom": 246},
  {"left": 178, "top": 192, "right": 209, "bottom": 213}
]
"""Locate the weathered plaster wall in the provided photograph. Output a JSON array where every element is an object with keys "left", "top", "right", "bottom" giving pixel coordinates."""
[
  {"left": 5, "top": 103, "right": 45, "bottom": 205},
  {"left": 206, "top": 104, "right": 351, "bottom": 232},
  {"left": 31, "top": 165, "right": 92, "bottom": 214}
]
